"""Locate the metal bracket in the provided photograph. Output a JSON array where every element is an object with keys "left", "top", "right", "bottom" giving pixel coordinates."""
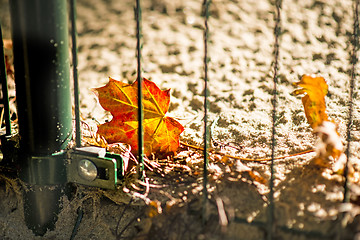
[
  {"left": 0, "top": 140, "right": 124, "bottom": 190},
  {"left": 66, "top": 146, "right": 124, "bottom": 190}
]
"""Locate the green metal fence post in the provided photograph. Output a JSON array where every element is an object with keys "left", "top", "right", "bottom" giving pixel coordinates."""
[{"left": 9, "top": 0, "right": 72, "bottom": 235}]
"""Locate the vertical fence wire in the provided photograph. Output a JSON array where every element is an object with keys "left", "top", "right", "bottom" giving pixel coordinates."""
[
  {"left": 268, "top": 0, "right": 282, "bottom": 239},
  {"left": 0, "top": 22, "right": 11, "bottom": 136},
  {"left": 135, "top": 0, "right": 144, "bottom": 176},
  {"left": 343, "top": 0, "right": 359, "bottom": 205},
  {"left": 202, "top": 0, "right": 211, "bottom": 224},
  {"left": 70, "top": 0, "right": 81, "bottom": 148}
]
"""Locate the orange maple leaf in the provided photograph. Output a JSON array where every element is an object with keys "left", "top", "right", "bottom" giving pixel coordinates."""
[
  {"left": 93, "top": 77, "right": 184, "bottom": 157},
  {"left": 292, "top": 75, "right": 329, "bottom": 129}
]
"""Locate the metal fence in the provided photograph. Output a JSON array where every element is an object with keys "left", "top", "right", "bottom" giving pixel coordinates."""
[{"left": 0, "top": 0, "right": 359, "bottom": 239}]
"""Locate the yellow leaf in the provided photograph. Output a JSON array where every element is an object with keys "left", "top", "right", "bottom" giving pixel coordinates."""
[
  {"left": 292, "top": 75, "right": 329, "bottom": 129},
  {"left": 293, "top": 75, "right": 345, "bottom": 168}
]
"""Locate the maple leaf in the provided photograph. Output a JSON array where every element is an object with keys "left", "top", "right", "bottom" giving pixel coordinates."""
[
  {"left": 93, "top": 77, "right": 184, "bottom": 157},
  {"left": 292, "top": 75, "right": 329, "bottom": 129}
]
